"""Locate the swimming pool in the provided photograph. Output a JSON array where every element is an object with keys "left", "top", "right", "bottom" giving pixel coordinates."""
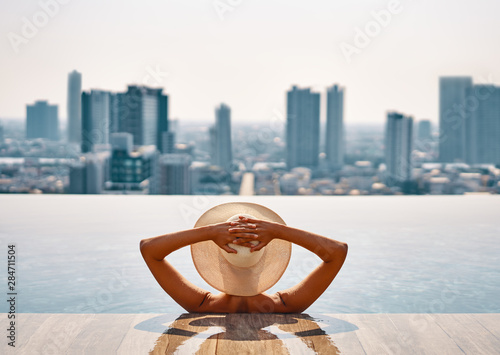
[{"left": 1, "top": 194, "right": 499, "bottom": 314}]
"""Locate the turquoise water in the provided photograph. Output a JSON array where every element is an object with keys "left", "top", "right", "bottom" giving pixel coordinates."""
[{"left": 1, "top": 194, "right": 499, "bottom": 314}]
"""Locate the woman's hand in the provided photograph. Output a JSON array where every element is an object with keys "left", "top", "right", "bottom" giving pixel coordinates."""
[
  {"left": 228, "top": 216, "right": 280, "bottom": 252},
  {"left": 209, "top": 221, "right": 258, "bottom": 254}
]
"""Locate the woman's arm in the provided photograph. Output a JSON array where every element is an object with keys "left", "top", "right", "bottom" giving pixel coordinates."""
[
  {"left": 140, "top": 222, "right": 256, "bottom": 312},
  {"left": 229, "top": 217, "right": 348, "bottom": 313}
]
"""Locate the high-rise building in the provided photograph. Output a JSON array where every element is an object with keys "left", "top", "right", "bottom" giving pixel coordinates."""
[
  {"left": 472, "top": 85, "right": 500, "bottom": 165},
  {"left": 417, "top": 120, "right": 432, "bottom": 141},
  {"left": 68, "top": 152, "right": 110, "bottom": 194},
  {"left": 67, "top": 70, "right": 82, "bottom": 144},
  {"left": 81, "top": 90, "right": 111, "bottom": 153},
  {"left": 26, "top": 100, "right": 59, "bottom": 141},
  {"left": 385, "top": 112, "right": 413, "bottom": 185},
  {"left": 161, "top": 131, "right": 176, "bottom": 154},
  {"left": 157, "top": 92, "right": 169, "bottom": 153},
  {"left": 158, "top": 153, "right": 191, "bottom": 194},
  {"left": 286, "top": 86, "right": 320, "bottom": 169},
  {"left": 439, "top": 76, "right": 473, "bottom": 163},
  {"left": 0, "top": 124, "right": 4, "bottom": 144},
  {"left": 325, "top": 84, "right": 345, "bottom": 170},
  {"left": 117, "top": 85, "right": 168, "bottom": 150},
  {"left": 108, "top": 133, "right": 156, "bottom": 191},
  {"left": 211, "top": 103, "right": 233, "bottom": 172}
]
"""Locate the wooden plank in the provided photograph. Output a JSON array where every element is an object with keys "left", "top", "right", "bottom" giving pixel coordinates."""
[
  {"left": 430, "top": 314, "right": 500, "bottom": 355},
  {"left": 2, "top": 313, "right": 53, "bottom": 353},
  {"left": 67, "top": 314, "right": 135, "bottom": 353},
  {"left": 140, "top": 313, "right": 346, "bottom": 354},
  {"left": 471, "top": 313, "right": 500, "bottom": 339},
  {"left": 18, "top": 314, "right": 53, "bottom": 350},
  {"left": 325, "top": 314, "right": 368, "bottom": 355},
  {"left": 387, "top": 313, "right": 464, "bottom": 355},
  {"left": 148, "top": 313, "right": 219, "bottom": 354},
  {"left": 343, "top": 314, "right": 412, "bottom": 355},
  {"left": 117, "top": 313, "right": 166, "bottom": 354},
  {"left": 20, "top": 314, "right": 95, "bottom": 354},
  {"left": 3, "top": 313, "right": 500, "bottom": 355}
]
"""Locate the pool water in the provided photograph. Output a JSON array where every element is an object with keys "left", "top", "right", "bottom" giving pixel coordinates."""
[{"left": 1, "top": 194, "right": 499, "bottom": 314}]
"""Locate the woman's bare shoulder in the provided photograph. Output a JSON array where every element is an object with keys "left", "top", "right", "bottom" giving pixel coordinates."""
[{"left": 195, "top": 292, "right": 288, "bottom": 313}]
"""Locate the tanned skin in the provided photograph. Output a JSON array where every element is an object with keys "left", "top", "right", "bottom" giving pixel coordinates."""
[{"left": 140, "top": 216, "right": 348, "bottom": 313}]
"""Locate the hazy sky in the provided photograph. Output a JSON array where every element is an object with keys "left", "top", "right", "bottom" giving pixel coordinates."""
[{"left": 1, "top": 0, "right": 500, "bottom": 125}]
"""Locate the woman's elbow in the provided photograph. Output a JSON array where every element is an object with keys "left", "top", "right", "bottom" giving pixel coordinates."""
[
  {"left": 324, "top": 241, "right": 348, "bottom": 263},
  {"left": 139, "top": 239, "right": 151, "bottom": 256},
  {"left": 341, "top": 242, "right": 348, "bottom": 257}
]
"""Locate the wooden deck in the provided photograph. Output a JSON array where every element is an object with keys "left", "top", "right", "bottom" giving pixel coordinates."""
[{"left": 2, "top": 313, "right": 500, "bottom": 354}]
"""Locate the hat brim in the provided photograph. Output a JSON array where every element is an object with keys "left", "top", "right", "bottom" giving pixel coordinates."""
[{"left": 191, "top": 202, "right": 291, "bottom": 296}]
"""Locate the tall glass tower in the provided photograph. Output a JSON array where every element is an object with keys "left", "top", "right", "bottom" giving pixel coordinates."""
[
  {"left": 472, "top": 85, "right": 500, "bottom": 165},
  {"left": 385, "top": 112, "right": 413, "bottom": 185},
  {"left": 212, "top": 103, "right": 233, "bottom": 172},
  {"left": 117, "top": 85, "right": 168, "bottom": 150},
  {"left": 26, "top": 101, "right": 59, "bottom": 141},
  {"left": 67, "top": 70, "right": 82, "bottom": 144},
  {"left": 81, "top": 90, "right": 111, "bottom": 153},
  {"left": 326, "top": 84, "right": 345, "bottom": 171},
  {"left": 439, "top": 76, "right": 473, "bottom": 163},
  {"left": 286, "top": 86, "right": 320, "bottom": 170}
]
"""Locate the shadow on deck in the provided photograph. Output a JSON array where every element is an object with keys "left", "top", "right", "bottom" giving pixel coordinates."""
[{"left": 2, "top": 313, "right": 500, "bottom": 354}]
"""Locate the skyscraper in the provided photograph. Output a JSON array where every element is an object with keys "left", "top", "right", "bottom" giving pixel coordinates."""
[
  {"left": 117, "top": 85, "right": 168, "bottom": 150},
  {"left": 472, "top": 85, "right": 500, "bottom": 165},
  {"left": 417, "top": 120, "right": 432, "bottom": 141},
  {"left": 286, "top": 86, "right": 320, "bottom": 170},
  {"left": 26, "top": 100, "right": 59, "bottom": 141},
  {"left": 109, "top": 133, "right": 156, "bottom": 191},
  {"left": 158, "top": 153, "right": 191, "bottom": 194},
  {"left": 211, "top": 103, "right": 233, "bottom": 172},
  {"left": 439, "top": 76, "right": 473, "bottom": 163},
  {"left": 81, "top": 90, "right": 111, "bottom": 153},
  {"left": 385, "top": 112, "right": 413, "bottom": 185},
  {"left": 325, "top": 84, "right": 345, "bottom": 171},
  {"left": 156, "top": 92, "right": 169, "bottom": 153},
  {"left": 68, "top": 152, "right": 110, "bottom": 194},
  {"left": 67, "top": 70, "right": 82, "bottom": 144}
]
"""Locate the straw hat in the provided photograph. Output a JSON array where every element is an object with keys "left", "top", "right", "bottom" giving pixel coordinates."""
[{"left": 191, "top": 202, "right": 291, "bottom": 296}]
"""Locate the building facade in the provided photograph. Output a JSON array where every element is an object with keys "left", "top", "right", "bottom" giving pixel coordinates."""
[
  {"left": 26, "top": 101, "right": 59, "bottom": 141},
  {"left": 108, "top": 133, "right": 156, "bottom": 191},
  {"left": 67, "top": 70, "right": 82, "bottom": 144},
  {"left": 472, "top": 85, "right": 500, "bottom": 165},
  {"left": 325, "top": 84, "right": 345, "bottom": 171},
  {"left": 68, "top": 152, "right": 110, "bottom": 194},
  {"left": 385, "top": 112, "right": 413, "bottom": 185},
  {"left": 117, "top": 85, "right": 168, "bottom": 150},
  {"left": 81, "top": 90, "right": 111, "bottom": 153},
  {"left": 286, "top": 86, "right": 320, "bottom": 169},
  {"left": 417, "top": 120, "right": 432, "bottom": 141},
  {"left": 211, "top": 103, "right": 233, "bottom": 172},
  {"left": 439, "top": 76, "right": 473, "bottom": 163},
  {"left": 158, "top": 153, "right": 191, "bottom": 194}
]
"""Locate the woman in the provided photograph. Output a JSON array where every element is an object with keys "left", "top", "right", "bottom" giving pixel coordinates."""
[{"left": 140, "top": 202, "right": 348, "bottom": 313}]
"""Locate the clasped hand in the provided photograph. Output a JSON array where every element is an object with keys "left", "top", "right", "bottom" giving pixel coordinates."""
[{"left": 212, "top": 216, "right": 276, "bottom": 254}]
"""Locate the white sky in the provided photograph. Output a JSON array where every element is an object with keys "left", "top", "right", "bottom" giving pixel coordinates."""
[{"left": 1, "top": 0, "right": 500, "bottom": 125}]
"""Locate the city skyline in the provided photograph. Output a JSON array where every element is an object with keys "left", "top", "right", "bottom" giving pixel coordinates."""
[{"left": 2, "top": 1, "right": 500, "bottom": 124}]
